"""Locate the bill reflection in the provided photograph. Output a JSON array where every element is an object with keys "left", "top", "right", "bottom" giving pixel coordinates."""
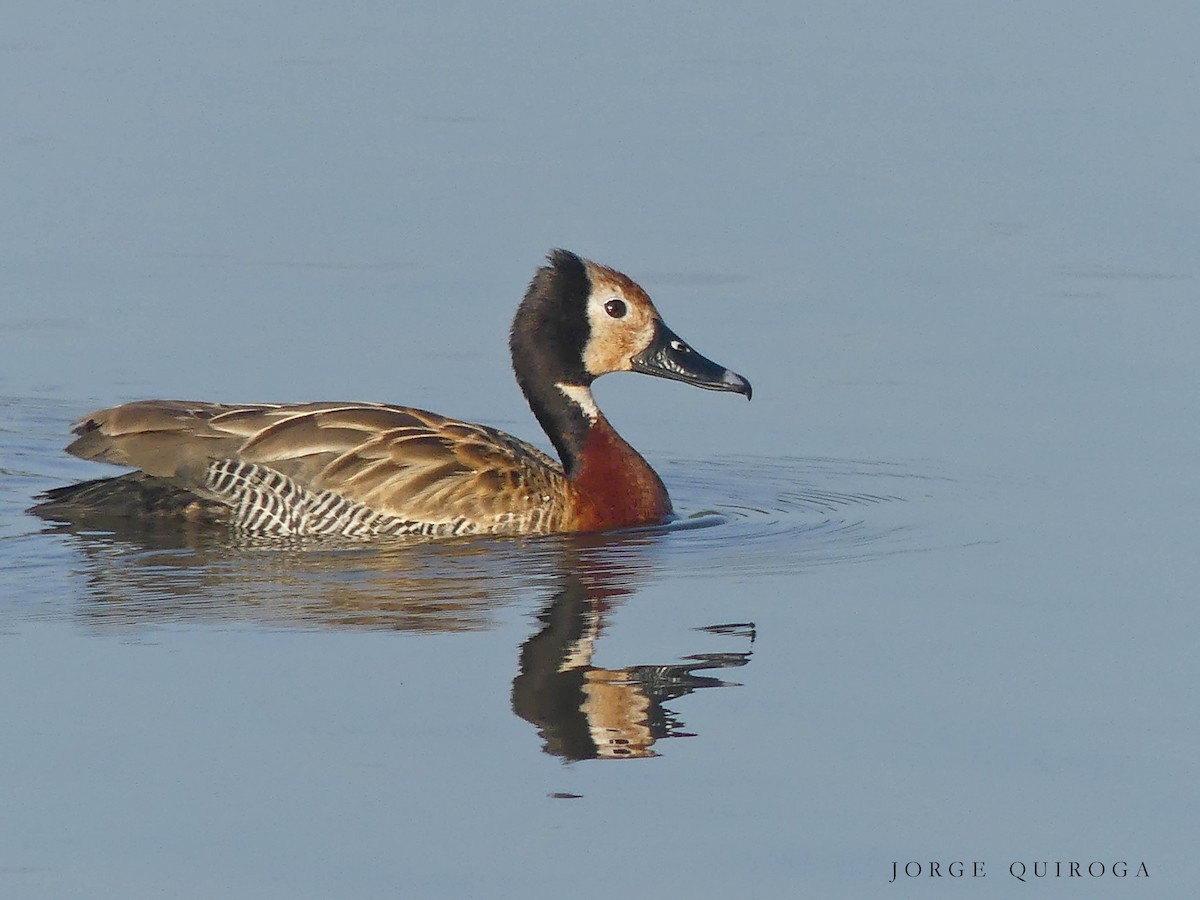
[{"left": 512, "top": 573, "right": 753, "bottom": 760}]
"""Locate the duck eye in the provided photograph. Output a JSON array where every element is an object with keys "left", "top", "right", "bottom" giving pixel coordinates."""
[{"left": 604, "top": 298, "right": 627, "bottom": 319}]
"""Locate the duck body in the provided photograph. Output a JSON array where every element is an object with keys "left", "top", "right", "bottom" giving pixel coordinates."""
[{"left": 33, "top": 251, "right": 750, "bottom": 537}]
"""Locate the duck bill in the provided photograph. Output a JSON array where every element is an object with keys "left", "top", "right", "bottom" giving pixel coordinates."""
[{"left": 630, "top": 320, "right": 752, "bottom": 399}]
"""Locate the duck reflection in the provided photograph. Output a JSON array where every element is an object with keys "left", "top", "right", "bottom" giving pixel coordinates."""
[
  {"left": 33, "top": 513, "right": 753, "bottom": 760},
  {"left": 35, "top": 514, "right": 552, "bottom": 632},
  {"left": 513, "top": 572, "right": 753, "bottom": 760}
]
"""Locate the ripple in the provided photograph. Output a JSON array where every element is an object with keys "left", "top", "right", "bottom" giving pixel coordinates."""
[
  {"left": 2, "top": 450, "right": 951, "bottom": 629},
  {"left": 655, "top": 454, "right": 953, "bottom": 575},
  {"left": 1, "top": 396, "right": 963, "bottom": 628}
]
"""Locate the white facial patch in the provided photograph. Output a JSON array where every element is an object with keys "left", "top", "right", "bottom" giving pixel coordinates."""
[
  {"left": 577, "top": 261, "right": 663, "bottom": 377},
  {"left": 556, "top": 382, "right": 599, "bottom": 422},
  {"left": 581, "top": 293, "right": 657, "bottom": 375}
]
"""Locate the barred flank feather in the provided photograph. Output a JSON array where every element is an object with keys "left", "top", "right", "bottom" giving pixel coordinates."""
[{"left": 205, "top": 460, "right": 480, "bottom": 537}]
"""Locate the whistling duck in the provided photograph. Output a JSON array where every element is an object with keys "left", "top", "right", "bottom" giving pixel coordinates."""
[{"left": 32, "top": 250, "right": 751, "bottom": 536}]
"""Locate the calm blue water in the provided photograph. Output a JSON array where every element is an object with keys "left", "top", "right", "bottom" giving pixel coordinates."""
[{"left": 3, "top": 2, "right": 1198, "bottom": 897}]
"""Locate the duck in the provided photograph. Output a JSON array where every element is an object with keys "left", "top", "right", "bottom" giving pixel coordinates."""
[{"left": 31, "top": 250, "right": 751, "bottom": 537}]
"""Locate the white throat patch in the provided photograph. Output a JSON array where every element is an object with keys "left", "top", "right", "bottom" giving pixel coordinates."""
[{"left": 556, "top": 382, "right": 599, "bottom": 422}]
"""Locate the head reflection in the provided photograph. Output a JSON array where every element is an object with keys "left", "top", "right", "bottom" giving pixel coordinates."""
[{"left": 512, "top": 550, "right": 753, "bottom": 761}]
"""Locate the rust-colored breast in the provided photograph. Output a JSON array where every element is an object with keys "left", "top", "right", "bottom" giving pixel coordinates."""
[{"left": 568, "top": 416, "right": 672, "bottom": 532}]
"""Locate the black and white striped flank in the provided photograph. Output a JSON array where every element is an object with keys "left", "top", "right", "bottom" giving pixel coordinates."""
[{"left": 205, "top": 459, "right": 478, "bottom": 538}]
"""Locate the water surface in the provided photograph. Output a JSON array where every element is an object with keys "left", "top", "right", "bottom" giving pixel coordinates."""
[{"left": 3, "top": 2, "right": 1199, "bottom": 898}]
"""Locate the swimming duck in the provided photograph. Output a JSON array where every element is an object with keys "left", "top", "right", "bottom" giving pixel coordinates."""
[{"left": 33, "top": 250, "right": 751, "bottom": 537}]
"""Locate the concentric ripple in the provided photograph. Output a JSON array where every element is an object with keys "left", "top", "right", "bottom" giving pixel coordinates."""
[{"left": 653, "top": 454, "right": 953, "bottom": 576}]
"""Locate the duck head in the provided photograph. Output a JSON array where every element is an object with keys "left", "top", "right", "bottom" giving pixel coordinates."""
[{"left": 510, "top": 249, "right": 752, "bottom": 409}]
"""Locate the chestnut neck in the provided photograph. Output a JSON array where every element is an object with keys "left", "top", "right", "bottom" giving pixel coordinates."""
[
  {"left": 569, "top": 411, "right": 672, "bottom": 529},
  {"left": 519, "top": 377, "right": 670, "bottom": 522}
]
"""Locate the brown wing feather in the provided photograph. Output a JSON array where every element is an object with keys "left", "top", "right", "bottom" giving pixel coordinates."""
[
  {"left": 66, "top": 401, "right": 283, "bottom": 476},
  {"left": 65, "top": 400, "right": 570, "bottom": 532}
]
